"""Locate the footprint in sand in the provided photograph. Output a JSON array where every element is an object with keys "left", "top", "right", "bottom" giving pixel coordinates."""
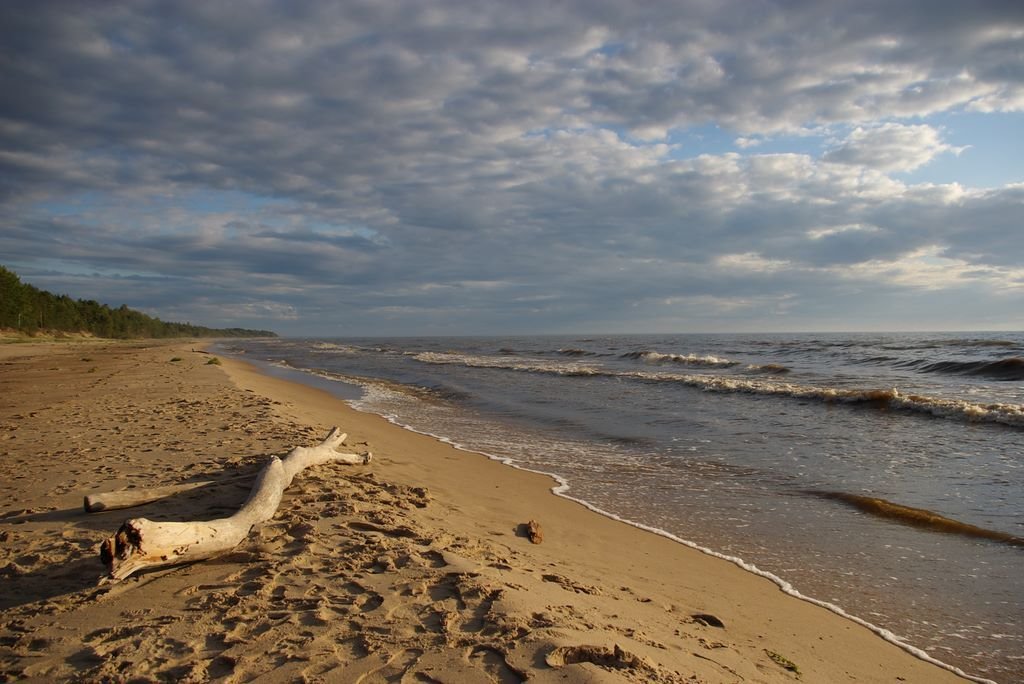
[
  {"left": 545, "top": 643, "right": 654, "bottom": 674},
  {"left": 541, "top": 573, "right": 602, "bottom": 596},
  {"left": 347, "top": 520, "right": 422, "bottom": 540}
]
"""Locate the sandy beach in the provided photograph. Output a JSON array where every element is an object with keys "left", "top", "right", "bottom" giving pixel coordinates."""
[{"left": 0, "top": 340, "right": 974, "bottom": 683}]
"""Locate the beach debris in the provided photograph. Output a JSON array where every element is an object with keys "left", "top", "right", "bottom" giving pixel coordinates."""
[
  {"left": 692, "top": 613, "right": 726, "bottom": 628},
  {"left": 97, "top": 427, "right": 371, "bottom": 582},
  {"left": 525, "top": 519, "right": 543, "bottom": 544},
  {"left": 765, "top": 649, "right": 801, "bottom": 676}
]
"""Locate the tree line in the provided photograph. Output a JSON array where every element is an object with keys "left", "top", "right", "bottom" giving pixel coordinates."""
[{"left": 0, "top": 265, "right": 277, "bottom": 339}]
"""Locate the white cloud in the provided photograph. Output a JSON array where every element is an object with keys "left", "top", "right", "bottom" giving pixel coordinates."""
[
  {"left": 967, "top": 86, "right": 1024, "bottom": 113},
  {"left": 823, "top": 123, "right": 964, "bottom": 172},
  {"left": 806, "top": 224, "right": 881, "bottom": 240},
  {"left": 837, "top": 245, "right": 1024, "bottom": 292}
]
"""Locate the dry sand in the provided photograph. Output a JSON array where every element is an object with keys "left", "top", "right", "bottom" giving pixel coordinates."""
[{"left": 0, "top": 340, "right": 974, "bottom": 682}]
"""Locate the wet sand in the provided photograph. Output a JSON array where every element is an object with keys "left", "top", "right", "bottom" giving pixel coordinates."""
[{"left": 0, "top": 340, "right": 974, "bottom": 682}]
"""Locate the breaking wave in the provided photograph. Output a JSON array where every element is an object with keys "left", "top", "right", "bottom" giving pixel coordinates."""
[
  {"left": 413, "top": 351, "right": 602, "bottom": 377},
  {"left": 621, "top": 350, "right": 739, "bottom": 368},
  {"left": 412, "top": 351, "right": 1024, "bottom": 428},
  {"left": 310, "top": 342, "right": 361, "bottom": 354},
  {"left": 629, "top": 371, "right": 1024, "bottom": 428},
  {"left": 744, "top": 363, "right": 792, "bottom": 374}
]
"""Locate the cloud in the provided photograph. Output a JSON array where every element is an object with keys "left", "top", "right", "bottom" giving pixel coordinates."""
[
  {"left": 823, "top": 123, "right": 964, "bottom": 172},
  {"left": 1, "top": 1, "right": 1022, "bottom": 333}
]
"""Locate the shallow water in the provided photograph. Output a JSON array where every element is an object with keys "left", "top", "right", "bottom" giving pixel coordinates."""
[{"left": 223, "top": 332, "right": 1024, "bottom": 681}]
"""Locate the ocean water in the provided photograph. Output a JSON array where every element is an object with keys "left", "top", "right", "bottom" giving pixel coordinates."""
[{"left": 220, "top": 333, "right": 1024, "bottom": 682}]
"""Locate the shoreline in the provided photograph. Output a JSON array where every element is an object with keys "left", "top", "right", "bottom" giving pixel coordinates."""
[
  {"left": 0, "top": 340, "right": 980, "bottom": 682},
  {"left": 233, "top": 348, "right": 999, "bottom": 684}
]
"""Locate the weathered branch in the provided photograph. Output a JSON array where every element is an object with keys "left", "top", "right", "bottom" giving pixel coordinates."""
[{"left": 98, "top": 427, "right": 371, "bottom": 582}]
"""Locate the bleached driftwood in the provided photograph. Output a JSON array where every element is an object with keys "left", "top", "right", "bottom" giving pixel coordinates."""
[
  {"left": 84, "top": 476, "right": 249, "bottom": 513},
  {"left": 99, "top": 427, "right": 370, "bottom": 582}
]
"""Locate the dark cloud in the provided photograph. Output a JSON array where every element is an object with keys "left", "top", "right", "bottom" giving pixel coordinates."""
[{"left": 1, "top": 1, "right": 1022, "bottom": 333}]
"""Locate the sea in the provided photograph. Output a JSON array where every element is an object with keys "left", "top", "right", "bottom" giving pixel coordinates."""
[{"left": 218, "top": 332, "right": 1023, "bottom": 682}]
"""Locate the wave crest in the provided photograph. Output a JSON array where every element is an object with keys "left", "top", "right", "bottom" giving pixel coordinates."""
[
  {"left": 744, "top": 363, "right": 792, "bottom": 374},
  {"left": 411, "top": 351, "right": 1024, "bottom": 429},
  {"left": 414, "top": 351, "right": 601, "bottom": 376},
  {"left": 311, "top": 342, "right": 360, "bottom": 354},
  {"left": 557, "top": 348, "right": 596, "bottom": 357},
  {"left": 630, "top": 372, "right": 1024, "bottom": 428},
  {"left": 917, "top": 357, "right": 1024, "bottom": 381},
  {"left": 622, "top": 350, "right": 739, "bottom": 368}
]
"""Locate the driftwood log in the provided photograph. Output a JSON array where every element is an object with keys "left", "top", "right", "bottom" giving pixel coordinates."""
[{"left": 98, "top": 427, "right": 370, "bottom": 582}]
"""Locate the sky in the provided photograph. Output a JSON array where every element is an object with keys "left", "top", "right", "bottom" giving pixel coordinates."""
[{"left": 1, "top": 1, "right": 1023, "bottom": 336}]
